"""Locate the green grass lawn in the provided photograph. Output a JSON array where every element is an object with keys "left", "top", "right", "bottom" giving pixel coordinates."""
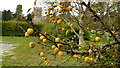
[{"left": 1, "top": 36, "right": 86, "bottom": 66}]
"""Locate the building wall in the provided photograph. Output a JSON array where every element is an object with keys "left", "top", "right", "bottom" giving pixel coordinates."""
[{"left": 33, "top": 7, "right": 43, "bottom": 23}]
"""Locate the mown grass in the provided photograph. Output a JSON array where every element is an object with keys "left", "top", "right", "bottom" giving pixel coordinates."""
[{"left": 1, "top": 36, "right": 86, "bottom": 66}]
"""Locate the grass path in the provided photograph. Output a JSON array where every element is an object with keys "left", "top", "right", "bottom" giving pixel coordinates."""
[
  {"left": 1, "top": 36, "right": 85, "bottom": 66},
  {"left": 0, "top": 41, "right": 17, "bottom": 60}
]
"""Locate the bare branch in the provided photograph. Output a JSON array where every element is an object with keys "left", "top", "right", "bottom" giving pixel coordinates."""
[
  {"left": 15, "top": 21, "right": 26, "bottom": 33},
  {"left": 62, "top": 17, "right": 81, "bottom": 39},
  {"left": 102, "top": 41, "right": 120, "bottom": 49}
]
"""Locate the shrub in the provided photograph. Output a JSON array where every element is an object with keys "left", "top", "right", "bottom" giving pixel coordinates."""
[
  {"left": 1, "top": 21, "right": 79, "bottom": 37},
  {"left": 1, "top": 21, "right": 40, "bottom": 36}
]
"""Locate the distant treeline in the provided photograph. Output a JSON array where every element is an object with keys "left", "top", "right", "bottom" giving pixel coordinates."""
[{"left": 1, "top": 4, "right": 33, "bottom": 22}]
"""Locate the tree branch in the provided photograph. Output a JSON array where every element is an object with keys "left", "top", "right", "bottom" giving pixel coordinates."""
[
  {"left": 82, "top": 2, "right": 119, "bottom": 42},
  {"left": 15, "top": 21, "right": 26, "bottom": 33}
]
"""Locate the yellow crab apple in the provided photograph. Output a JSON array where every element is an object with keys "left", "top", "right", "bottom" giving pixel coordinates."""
[
  {"left": 25, "top": 32, "right": 30, "bottom": 37},
  {"left": 90, "top": 45, "right": 93, "bottom": 48},
  {"left": 89, "top": 58, "right": 94, "bottom": 63},
  {"left": 40, "top": 52, "right": 44, "bottom": 57},
  {"left": 53, "top": 4, "right": 57, "bottom": 7},
  {"left": 90, "top": 13, "right": 94, "bottom": 16},
  {"left": 70, "top": 24, "right": 73, "bottom": 26},
  {"left": 53, "top": 20, "right": 57, "bottom": 24},
  {"left": 57, "top": 19, "right": 62, "bottom": 24},
  {"left": 60, "top": 5, "right": 63, "bottom": 8},
  {"left": 48, "top": 7, "right": 53, "bottom": 11},
  {"left": 65, "top": 7, "right": 72, "bottom": 12},
  {"left": 73, "top": 54, "right": 79, "bottom": 58},
  {"left": 95, "top": 37, "right": 100, "bottom": 42},
  {"left": 43, "top": 39, "right": 47, "bottom": 43},
  {"left": 58, "top": 8, "right": 63, "bottom": 12},
  {"left": 113, "top": 2, "right": 117, "bottom": 6},
  {"left": 51, "top": 45, "right": 56, "bottom": 49},
  {"left": 59, "top": 13, "right": 63, "bottom": 15},
  {"left": 84, "top": 57, "right": 89, "bottom": 63},
  {"left": 111, "top": 31, "right": 115, "bottom": 34},
  {"left": 51, "top": 12, "right": 55, "bottom": 15},
  {"left": 57, "top": 44, "right": 62, "bottom": 48},
  {"left": 74, "top": 35, "right": 76, "bottom": 38},
  {"left": 44, "top": 32, "right": 47, "bottom": 35},
  {"left": 27, "top": 28, "right": 34, "bottom": 34},
  {"left": 90, "top": 36, "right": 93, "bottom": 38},
  {"left": 29, "top": 42, "right": 36, "bottom": 48},
  {"left": 80, "top": 14, "right": 84, "bottom": 18},
  {"left": 54, "top": 48, "right": 59, "bottom": 52},
  {"left": 58, "top": 2, "right": 62, "bottom": 4},
  {"left": 41, "top": 57, "right": 47, "bottom": 60},
  {"left": 39, "top": 34, "right": 43, "bottom": 36},
  {"left": 50, "top": 15, "right": 54, "bottom": 18},
  {"left": 88, "top": 49, "right": 92, "bottom": 54},
  {"left": 44, "top": 60, "right": 49, "bottom": 64},
  {"left": 58, "top": 51, "right": 64, "bottom": 56},
  {"left": 61, "top": 28, "right": 65, "bottom": 31},
  {"left": 40, "top": 36, "right": 45, "bottom": 40},
  {"left": 70, "top": 30, "right": 74, "bottom": 32},
  {"left": 55, "top": 38, "right": 60, "bottom": 42},
  {"left": 45, "top": 63, "right": 50, "bottom": 66}
]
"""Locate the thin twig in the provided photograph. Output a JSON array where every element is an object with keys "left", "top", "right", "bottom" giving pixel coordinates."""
[
  {"left": 62, "top": 17, "right": 81, "bottom": 39},
  {"left": 15, "top": 21, "right": 26, "bottom": 32}
]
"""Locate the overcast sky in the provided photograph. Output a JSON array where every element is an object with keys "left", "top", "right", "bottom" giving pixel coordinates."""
[{"left": 0, "top": 0, "right": 35, "bottom": 15}]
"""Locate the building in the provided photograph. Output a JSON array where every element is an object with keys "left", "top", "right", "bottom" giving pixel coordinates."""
[{"left": 33, "top": 7, "right": 43, "bottom": 23}]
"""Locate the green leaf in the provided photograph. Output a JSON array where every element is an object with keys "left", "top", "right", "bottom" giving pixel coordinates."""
[
  {"left": 66, "top": 30, "right": 69, "bottom": 36},
  {"left": 31, "top": 13, "right": 34, "bottom": 18},
  {"left": 97, "top": 32, "right": 101, "bottom": 35},
  {"left": 79, "top": 32, "right": 84, "bottom": 36},
  {"left": 77, "top": 44, "right": 82, "bottom": 47},
  {"left": 27, "top": 8, "right": 32, "bottom": 13},
  {"left": 79, "top": 46, "right": 87, "bottom": 51}
]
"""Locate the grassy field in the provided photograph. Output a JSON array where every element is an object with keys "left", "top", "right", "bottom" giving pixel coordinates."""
[{"left": 1, "top": 36, "right": 86, "bottom": 66}]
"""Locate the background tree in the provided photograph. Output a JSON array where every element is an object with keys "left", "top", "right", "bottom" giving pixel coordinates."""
[
  {"left": 15, "top": 4, "right": 25, "bottom": 21},
  {"left": 6, "top": 10, "right": 13, "bottom": 20},
  {"left": 27, "top": 13, "right": 33, "bottom": 22},
  {"left": 2, "top": 10, "right": 13, "bottom": 21},
  {"left": 2, "top": 10, "right": 7, "bottom": 21}
]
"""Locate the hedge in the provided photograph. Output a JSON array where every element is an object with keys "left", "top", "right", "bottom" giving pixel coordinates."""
[
  {"left": 1, "top": 21, "right": 80, "bottom": 37},
  {"left": 1, "top": 21, "right": 42, "bottom": 36},
  {"left": 1, "top": 20, "right": 91, "bottom": 42}
]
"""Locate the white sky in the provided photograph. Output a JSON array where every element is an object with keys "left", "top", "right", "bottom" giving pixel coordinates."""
[
  {"left": 0, "top": 0, "right": 115, "bottom": 16},
  {"left": 0, "top": 0, "right": 35, "bottom": 15}
]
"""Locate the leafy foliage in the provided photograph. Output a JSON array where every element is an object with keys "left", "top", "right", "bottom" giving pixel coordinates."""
[{"left": 2, "top": 10, "right": 13, "bottom": 21}]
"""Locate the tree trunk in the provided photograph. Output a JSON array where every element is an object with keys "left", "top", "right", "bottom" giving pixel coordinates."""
[{"left": 79, "top": 27, "right": 84, "bottom": 45}]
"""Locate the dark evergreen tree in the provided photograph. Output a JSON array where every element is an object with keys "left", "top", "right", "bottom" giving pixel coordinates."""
[
  {"left": 27, "top": 13, "right": 32, "bottom": 22},
  {"left": 2, "top": 10, "right": 7, "bottom": 21},
  {"left": 15, "top": 4, "right": 25, "bottom": 21}
]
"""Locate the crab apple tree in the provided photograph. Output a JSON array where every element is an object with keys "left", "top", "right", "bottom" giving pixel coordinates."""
[{"left": 16, "top": 0, "right": 120, "bottom": 67}]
